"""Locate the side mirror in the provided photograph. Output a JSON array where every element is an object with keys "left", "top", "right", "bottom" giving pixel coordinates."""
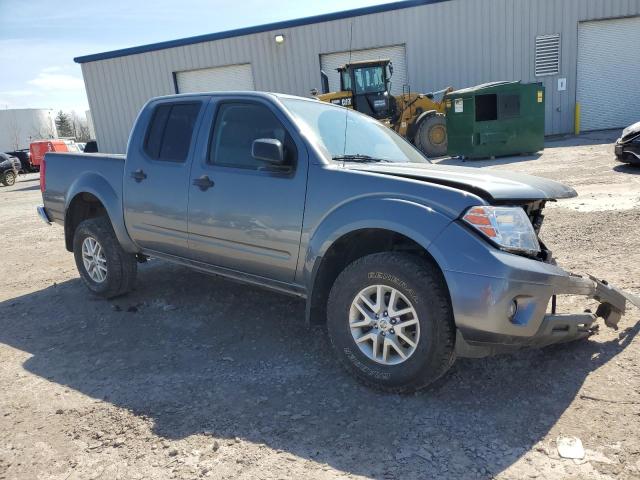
[
  {"left": 388, "top": 62, "right": 394, "bottom": 78},
  {"left": 252, "top": 138, "right": 284, "bottom": 165}
]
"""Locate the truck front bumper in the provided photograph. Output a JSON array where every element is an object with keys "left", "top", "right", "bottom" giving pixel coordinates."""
[
  {"left": 453, "top": 274, "right": 640, "bottom": 358},
  {"left": 428, "top": 221, "right": 640, "bottom": 358}
]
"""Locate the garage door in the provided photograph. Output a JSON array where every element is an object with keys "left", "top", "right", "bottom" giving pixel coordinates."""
[
  {"left": 577, "top": 17, "right": 640, "bottom": 131},
  {"left": 320, "top": 45, "right": 407, "bottom": 95},
  {"left": 175, "top": 64, "right": 255, "bottom": 93}
]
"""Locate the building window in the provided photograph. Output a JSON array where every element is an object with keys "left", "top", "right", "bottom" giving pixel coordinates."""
[{"left": 535, "top": 34, "right": 561, "bottom": 76}]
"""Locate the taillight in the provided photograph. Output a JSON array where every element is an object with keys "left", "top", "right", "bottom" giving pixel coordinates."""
[{"left": 40, "top": 156, "right": 46, "bottom": 193}]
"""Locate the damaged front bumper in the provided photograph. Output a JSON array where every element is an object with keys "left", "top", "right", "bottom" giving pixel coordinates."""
[
  {"left": 429, "top": 221, "right": 640, "bottom": 358},
  {"left": 454, "top": 273, "right": 640, "bottom": 358}
]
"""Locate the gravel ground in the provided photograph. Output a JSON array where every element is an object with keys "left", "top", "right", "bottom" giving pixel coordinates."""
[{"left": 1, "top": 131, "right": 639, "bottom": 480}]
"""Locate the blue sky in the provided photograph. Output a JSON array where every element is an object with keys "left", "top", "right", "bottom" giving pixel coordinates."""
[{"left": 0, "top": 0, "right": 395, "bottom": 115}]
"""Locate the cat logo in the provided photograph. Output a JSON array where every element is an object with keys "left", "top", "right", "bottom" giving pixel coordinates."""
[{"left": 331, "top": 98, "right": 352, "bottom": 107}]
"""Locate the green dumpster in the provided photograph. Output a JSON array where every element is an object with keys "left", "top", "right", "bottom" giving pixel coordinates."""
[{"left": 445, "top": 81, "right": 545, "bottom": 159}]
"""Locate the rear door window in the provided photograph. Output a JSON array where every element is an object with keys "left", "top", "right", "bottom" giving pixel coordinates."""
[{"left": 144, "top": 102, "right": 201, "bottom": 163}]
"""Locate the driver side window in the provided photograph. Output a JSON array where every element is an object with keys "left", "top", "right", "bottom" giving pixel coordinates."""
[{"left": 208, "top": 102, "right": 296, "bottom": 170}]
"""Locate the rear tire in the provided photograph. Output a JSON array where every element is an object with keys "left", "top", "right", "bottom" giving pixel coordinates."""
[
  {"left": 2, "top": 171, "right": 16, "bottom": 186},
  {"left": 73, "top": 217, "right": 137, "bottom": 298},
  {"left": 414, "top": 113, "right": 448, "bottom": 157},
  {"left": 326, "top": 252, "right": 455, "bottom": 393}
]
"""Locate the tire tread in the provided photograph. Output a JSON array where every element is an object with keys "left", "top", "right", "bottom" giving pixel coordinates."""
[
  {"left": 414, "top": 113, "right": 447, "bottom": 158},
  {"left": 327, "top": 252, "right": 455, "bottom": 393},
  {"left": 73, "top": 216, "right": 137, "bottom": 299}
]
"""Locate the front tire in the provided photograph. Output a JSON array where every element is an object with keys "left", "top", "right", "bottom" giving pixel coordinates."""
[
  {"left": 73, "top": 217, "right": 137, "bottom": 298},
  {"left": 327, "top": 252, "right": 455, "bottom": 393},
  {"left": 2, "top": 171, "right": 16, "bottom": 186}
]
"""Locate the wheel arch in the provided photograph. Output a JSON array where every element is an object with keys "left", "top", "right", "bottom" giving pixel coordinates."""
[
  {"left": 303, "top": 197, "right": 453, "bottom": 326},
  {"left": 64, "top": 173, "right": 137, "bottom": 253}
]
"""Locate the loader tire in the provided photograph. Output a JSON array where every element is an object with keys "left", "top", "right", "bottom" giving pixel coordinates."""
[{"left": 414, "top": 113, "right": 447, "bottom": 158}]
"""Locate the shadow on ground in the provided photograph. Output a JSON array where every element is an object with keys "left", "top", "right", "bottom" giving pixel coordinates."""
[
  {"left": 544, "top": 129, "right": 620, "bottom": 149},
  {"left": 10, "top": 184, "right": 41, "bottom": 192},
  {"left": 0, "top": 261, "right": 637, "bottom": 479},
  {"left": 435, "top": 154, "right": 541, "bottom": 168},
  {"left": 614, "top": 164, "right": 640, "bottom": 175}
]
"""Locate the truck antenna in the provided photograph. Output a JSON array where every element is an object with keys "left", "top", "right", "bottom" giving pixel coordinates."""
[{"left": 342, "top": 20, "right": 354, "bottom": 167}]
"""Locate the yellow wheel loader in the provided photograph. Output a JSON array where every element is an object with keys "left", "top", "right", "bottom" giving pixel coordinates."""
[{"left": 314, "top": 59, "right": 453, "bottom": 157}]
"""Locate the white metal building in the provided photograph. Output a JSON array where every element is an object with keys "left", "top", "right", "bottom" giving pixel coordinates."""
[
  {"left": 75, "top": 0, "right": 640, "bottom": 154},
  {"left": 0, "top": 108, "right": 57, "bottom": 152}
]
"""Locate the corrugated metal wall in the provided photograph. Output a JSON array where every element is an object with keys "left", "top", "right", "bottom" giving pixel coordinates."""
[{"left": 81, "top": 0, "right": 640, "bottom": 153}]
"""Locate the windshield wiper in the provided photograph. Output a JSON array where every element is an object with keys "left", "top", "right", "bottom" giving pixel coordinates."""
[{"left": 332, "top": 154, "right": 392, "bottom": 163}]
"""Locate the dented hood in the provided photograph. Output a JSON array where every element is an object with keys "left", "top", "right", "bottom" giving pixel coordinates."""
[{"left": 347, "top": 163, "right": 577, "bottom": 202}]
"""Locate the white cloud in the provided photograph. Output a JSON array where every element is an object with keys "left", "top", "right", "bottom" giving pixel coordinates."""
[
  {"left": 41, "top": 66, "right": 64, "bottom": 73},
  {"left": 0, "top": 89, "right": 38, "bottom": 96},
  {"left": 28, "top": 72, "right": 84, "bottom": 91}
]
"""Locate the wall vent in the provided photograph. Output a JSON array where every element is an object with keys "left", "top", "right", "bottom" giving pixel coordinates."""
[{"left": 535, "top": 34, "right": 560, "bottom": 76}]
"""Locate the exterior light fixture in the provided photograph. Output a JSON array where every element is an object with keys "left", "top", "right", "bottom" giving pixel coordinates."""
[{"left": 274, "top": 34, "right": 285, "bottom": 45}]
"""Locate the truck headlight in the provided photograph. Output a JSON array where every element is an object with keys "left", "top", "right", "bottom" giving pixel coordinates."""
[{"left": 462, "top": 206, "right": 540, "bottom": 255}]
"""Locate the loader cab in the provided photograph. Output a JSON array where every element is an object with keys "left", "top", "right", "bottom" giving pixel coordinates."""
[{"left": 336, "top": 59, "right": 394, "bottom": 120}]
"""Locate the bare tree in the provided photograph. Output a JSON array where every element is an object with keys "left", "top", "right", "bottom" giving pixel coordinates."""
[
  {"left": 30, "top": 121, "right": 56, "bottom": 141},
  {"left": 69, "top": 111, "right": 91, "bottom": 142}
]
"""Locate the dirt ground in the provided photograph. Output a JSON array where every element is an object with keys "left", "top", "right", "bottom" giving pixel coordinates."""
[{"left": 1, "top": 131, "right": 639, "bottom": 480}]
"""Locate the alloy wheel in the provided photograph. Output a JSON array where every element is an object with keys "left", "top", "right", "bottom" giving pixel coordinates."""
[
  {"left": 81, "top": 236, "right": 107, "bottom": 283},
  {"left": 349, "top": 284, "right": 420, "bottom": 365}
]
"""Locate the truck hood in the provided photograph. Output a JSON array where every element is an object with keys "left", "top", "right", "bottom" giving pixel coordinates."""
[{"left": 346, "top": 163, "right": 577, "bottom": 202}]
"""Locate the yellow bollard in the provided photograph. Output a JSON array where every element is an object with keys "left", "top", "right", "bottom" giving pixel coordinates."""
[{"left": 574, "top": 102, "right": 581, "bottom": 136}]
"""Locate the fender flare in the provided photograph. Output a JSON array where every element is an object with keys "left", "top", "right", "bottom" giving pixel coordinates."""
[
  {"left": 302, "top": 196, "right": 453, "bottom": 324},
  {"left": 407, "top": 109, "right": 439, "bottom": 142},
  {"left": 64, "top": 173, "right": 138, "bottom": 253}
]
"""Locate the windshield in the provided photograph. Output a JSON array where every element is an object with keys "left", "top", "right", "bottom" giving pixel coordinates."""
[
  {"left": 280, "top": 98, "right": 429, "bottom": 164},
  {"left": 353, "top": 66, "right": 386, "bottom": 94}
]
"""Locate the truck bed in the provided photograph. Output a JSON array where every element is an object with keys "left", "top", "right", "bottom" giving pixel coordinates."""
[{"left": 42, "top": 152, "right": 125, "bottom": 225}]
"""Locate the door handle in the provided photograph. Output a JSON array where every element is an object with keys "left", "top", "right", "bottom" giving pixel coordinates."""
[
  {"left": 130, "top": 169, "right": 147, "bottom": 182},
  {"left": 192, "top": 175, "right": 215, "bottom": 191}
]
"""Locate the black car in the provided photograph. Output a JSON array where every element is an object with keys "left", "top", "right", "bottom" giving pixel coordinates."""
[
  {"left": 0, "top": 152, "right": 20, "bottom": 186},
  {"left": 83, "top": 140, "right": 98, "bottom": 153},
  {"left": 615, "top": 121, "right": 640, "bottom": 165},
  {"left": 5, "top": 149, "right": 34, "bottom": 172}
]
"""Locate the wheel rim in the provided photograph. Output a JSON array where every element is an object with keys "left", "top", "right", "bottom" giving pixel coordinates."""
[
  {"left": 428, "top": 124, "right": 446, "bottom": 145},
  {"left": 5, "top": 172, "right": 15, "bottom": 185},
  {"left": 81, "top": 236, "right": 107, "bottom": 283},
  {"left": 349, "top": 284, "right": 420, "bottom": 365}
]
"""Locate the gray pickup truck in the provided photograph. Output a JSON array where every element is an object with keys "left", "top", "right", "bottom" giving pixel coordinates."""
[{"left": 38, "top": 92, "right": 639, "bottom": 392}]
